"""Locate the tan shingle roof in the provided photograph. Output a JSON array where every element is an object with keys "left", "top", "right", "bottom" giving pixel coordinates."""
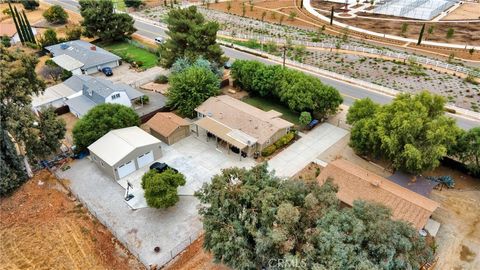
[
  {"left": 317, "top": 159, "right": 439, "bottom": 229},
  {"left": 195, "top": 95, "right": 293, "bottom": 144},
  {"left": 146, "top": 112, "right": 189, "bottom": 137}
]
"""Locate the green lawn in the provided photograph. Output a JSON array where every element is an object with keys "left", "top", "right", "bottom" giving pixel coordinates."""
[
  {"left": 100, "top": 41, "right": 158, "bottom": 69},
  {"left": 242, "top": 96, "right": 300, "bottom": 125},
  {"left": 112, "top": 0, "right": 126, "bottom": 11}
]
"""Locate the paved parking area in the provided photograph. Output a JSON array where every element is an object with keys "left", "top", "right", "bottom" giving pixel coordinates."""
[
  {"left": 57, "top": 158, "right": 201, "bottom": 268},
  {"left": 268, "top": 123, "right": 349, "bottom": 177},
  {"left": 119, "top": 135, "right": 255, "bottom": 209}
]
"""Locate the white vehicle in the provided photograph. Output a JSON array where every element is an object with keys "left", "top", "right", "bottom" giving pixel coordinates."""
[{"left": 154, "top": 37, "right": 165, "bottom": 44}]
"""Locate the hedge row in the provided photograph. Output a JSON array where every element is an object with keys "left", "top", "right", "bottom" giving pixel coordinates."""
[
  {"left": 231, "top": 60, "right": 343, "bottom": 117},
  {"left": 262, "top": 132, "right": 296, "bottom": 157}
]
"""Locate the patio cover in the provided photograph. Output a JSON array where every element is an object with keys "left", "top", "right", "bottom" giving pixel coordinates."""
[
  {"left": 52, "top": 54, "right": 84, "bottom": 71},
  {"left": 195, "top": 117, "right": 247, "bottom": 150}
]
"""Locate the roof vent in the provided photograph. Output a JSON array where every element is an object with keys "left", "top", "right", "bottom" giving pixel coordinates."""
[
  {"left": 60, "top": 43, "right": 69, "bottom": 50},
  {"left": 90, "top": 45, "right": 96, "bottom": 51}
]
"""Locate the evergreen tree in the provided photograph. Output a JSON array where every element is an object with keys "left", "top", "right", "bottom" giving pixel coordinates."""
[
  {"left": 8, "top": 3, "right": 24, "bottom": 44},
  {"left": 0, "top": 124, "right": 28, "bottom": 196},
  {"left": 22, "top": 10, "right": 36, "bottom": 44},
  {"left": 417, "top": 23, "right": 425, "bottom": 45},
  {"left": 14, "top": 7, "right": 29, "bottom": 43},
  {"left": 158, "top": 6, "right": 225, "bottom": 68},
  {"left": 79, "top": 0, "right": 136, "bottom": 42}
]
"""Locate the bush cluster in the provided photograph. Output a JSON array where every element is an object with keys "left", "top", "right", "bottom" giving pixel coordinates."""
[
  {"left": 231, "top": 60, "right": 342, "bottom": 117},
  {"left": 274, "top": 132, "right": 295, "bottom": 148},
  {"left": 261, "top": 144, "right": 277, "bottom": 157}
]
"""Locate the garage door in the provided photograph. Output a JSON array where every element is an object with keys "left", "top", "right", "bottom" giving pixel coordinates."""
[
  {"left": 117, "top": 160, "right": 136, "bottom": 179},
  {"left": 137, "top": 151, "right": 154, "bottom": 168}
]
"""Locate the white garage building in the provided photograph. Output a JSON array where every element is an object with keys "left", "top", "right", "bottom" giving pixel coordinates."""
[{"left": 88, "top": 126, "right": 162, "bottom": 180}]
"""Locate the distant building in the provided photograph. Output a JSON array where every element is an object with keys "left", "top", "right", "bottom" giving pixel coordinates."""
[
  {"left": 317, "top": 159, "right": 439, "bottom": 230},
  {"left": 88, "top": 127, "right": 162, "bottom": 180},
  {"left": 45, "top": 40, "right": 121, "bottom": 75},
  {"left": 146, "top": 112, "right": 191, "bottom": 145},
  {"left": 0, "top": 23, "right": 37, "bottom": 44},
  {"left": 194, "top": 95, "right": 294, "bottom": 157},
  {"left": 31, "top": 75, "right": 143, "bottom": 117}
]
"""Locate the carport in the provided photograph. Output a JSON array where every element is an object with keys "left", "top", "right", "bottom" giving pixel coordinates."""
[{"left": 194, "top": 117, "right": 248, "bottom": 160}]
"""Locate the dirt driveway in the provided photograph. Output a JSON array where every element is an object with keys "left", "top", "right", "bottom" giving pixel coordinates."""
[{"left": 430, "top": 178, "right": 480, "bottom": 269}]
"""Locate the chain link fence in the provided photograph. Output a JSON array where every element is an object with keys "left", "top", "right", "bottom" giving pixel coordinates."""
[{"left": 219, "top": 32, "right": 480, "bottom": 77}]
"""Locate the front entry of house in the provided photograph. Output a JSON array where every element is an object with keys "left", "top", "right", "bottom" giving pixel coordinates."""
[
  {"left": 117, "top": 160, "right": 136, "bottom": 179},
  {"left": 137, "top": 151, "right": 154, "bottom": 168}
]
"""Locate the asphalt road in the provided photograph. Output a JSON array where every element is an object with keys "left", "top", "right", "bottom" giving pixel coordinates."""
[{"left": 43, "top": 0, "right": 479, "bottom": 129}]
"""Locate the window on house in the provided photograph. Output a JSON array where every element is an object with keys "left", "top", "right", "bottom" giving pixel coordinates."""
[{"left": 111, "top": 93, "right": 121, "bottom": 100}]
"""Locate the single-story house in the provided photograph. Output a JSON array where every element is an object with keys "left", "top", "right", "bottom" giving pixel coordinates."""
[
  {"left": 88, "top": 126, "right": 162, "bottom": 180},
  {"left": 145, "top": 112, "right": 190, "bottom": 145},
  {"left": 0, "top": 23, "right": 37, "bottom": 44},
  {"left": 316, "top": 159, "right": 439, "bottom": 231},
  {"left": 193, "top": 95, "right": 294, "bottom": 157},
  {"left": 32, "top": 75, "right": 143, "bottom": 117},
  {"left": 45, "top": 40, "right": 121, "bottom": 75}
]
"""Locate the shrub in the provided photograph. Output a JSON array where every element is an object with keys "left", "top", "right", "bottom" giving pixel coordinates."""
[
  {"left": 155, "top": 74, "right": 169, "bottom": 84},
  {"left": 43, "top": 5, "right": 68, "bottom": 24},
  {"left": 135, "top": 95, "right": 150, "bottom": 105},
  {"left": 1, "top": 35, "right": 11, "bottom": 47},
  {"left": 65, "top": 24, "right": 82, "bottom": 40},
  {"left": 274, "top": 132, "right": 295, "bottom": 148},
  {"left": 261, "top": 144, "right": 277, "bottom": 157},
  {"left": 299, "top": 111, "right": 312, "bottom": 126},
  {"left": 125, "top": 0, "right": 143, "bottom": 8},
  {"left": 22, "top": 0, "right": 39, "bottom": 10}
]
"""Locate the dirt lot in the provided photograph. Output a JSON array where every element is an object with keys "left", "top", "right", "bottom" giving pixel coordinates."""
[
  {"left": 165, "top": 236, "right": 229, "bottom": 270},
  {"left": 0, "top": 171, "right": 144, "bottom": 270},
  {"left": 442, "top": 3, "right": 480, "bottom": 21},
  {"left": 427, "top": 170, "right": 480, "bottom": 270}
]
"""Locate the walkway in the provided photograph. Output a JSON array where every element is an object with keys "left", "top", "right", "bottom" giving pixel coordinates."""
[{"left": 268, "top": 123, "right": 349, "bottom": 177}]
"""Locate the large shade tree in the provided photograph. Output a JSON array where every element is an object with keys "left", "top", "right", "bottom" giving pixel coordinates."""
[
  {"left": 348, "top": 92, "right": 460, "bottom": 174},
  {"left": 1, "top": 46, "right": 65, "bottom": 195},
  {"left": 167, "top": 65, "right": 220, "bottom": 117},
  {"left": 159, "top": 6, "right": 225, "bottom": 68},
  {"left": 141, "top": 169, "right": 186, "bottom": 208},
  {"left": 195, "top": 164, "right": 434, "bottom": 270},
  {"left": 79, "top": 0, "right": 136, "bottom": 42},
  {"left": 72, "top": 103, "right": 140, "bottom": 151},
  {"left": 453, "top": 127, "right": 480, "bottom": 176}
]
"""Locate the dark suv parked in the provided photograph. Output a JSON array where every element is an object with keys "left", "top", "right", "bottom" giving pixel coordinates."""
[{"left": 149, "top": 162, "right": 178, "bottom": 174}]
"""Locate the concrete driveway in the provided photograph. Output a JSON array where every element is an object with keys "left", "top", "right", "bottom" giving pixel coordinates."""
[
  {"left": 118, "top": 135, "right": 256, "bottom": 209},
  {"left": 268, "top": 123, "right": 349, "bottom": 177}
]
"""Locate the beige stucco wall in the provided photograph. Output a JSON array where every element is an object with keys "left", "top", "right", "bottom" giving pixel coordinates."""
[{"left": 90, "top": 142, "right": 162, "bottom": 180}]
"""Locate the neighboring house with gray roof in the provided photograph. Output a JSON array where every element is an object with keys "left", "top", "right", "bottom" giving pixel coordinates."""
[
  {"left": 45, "top": 40, "right": 121, "bottom": 75},
  {"left": 64, "top": 75, "right": 143, "bottom": 117},
  {"left": 31, "top": 75, "right": 143, "bottom": 117}
]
